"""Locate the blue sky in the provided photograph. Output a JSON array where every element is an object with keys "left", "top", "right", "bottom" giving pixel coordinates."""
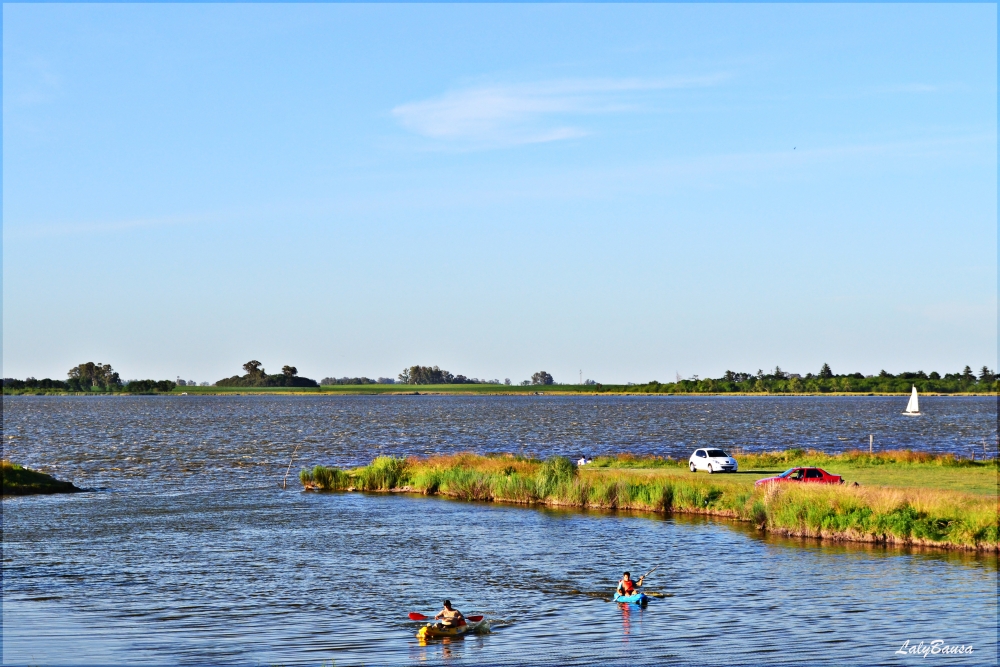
[{"left": 3, "top": 4, "right": 996, "bottom": 384}]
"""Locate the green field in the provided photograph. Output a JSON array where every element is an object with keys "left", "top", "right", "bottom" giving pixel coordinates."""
[
  {"left": 300, "top": 451, "right": 998, "bottom": 551},
  {"left": 586, "top": 450, "right": 998, "bottom": 496},
  {"left": 611, "top": 467, "right": 997, "bottom": 497}
]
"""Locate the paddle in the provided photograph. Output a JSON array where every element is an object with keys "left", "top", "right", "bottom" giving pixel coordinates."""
[{"left": 408, "top": 612, "right": 484, "bottom": 622}]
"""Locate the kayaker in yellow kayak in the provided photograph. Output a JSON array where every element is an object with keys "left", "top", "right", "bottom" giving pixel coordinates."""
[
  {"left": 433, "top": 600, "right": 466, "bottom": 629},
  {"left": 616, "top": 571, "right": 644, "bottom": 598}
]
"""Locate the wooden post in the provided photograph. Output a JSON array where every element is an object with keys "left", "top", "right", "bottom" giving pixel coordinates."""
[
  {"left": 869, "top": 434, "right": 873, "bottom": 454},
  {"left": 283, "top": 444, "right": 300, "bottom": 490}
]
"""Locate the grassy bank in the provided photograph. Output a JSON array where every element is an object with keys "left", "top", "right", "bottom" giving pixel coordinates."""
[
  {"left": 300, "top": 451, "right": 998, "bottom": 551},
  {"left": 2, "top": 460, "right": 82, "bottom": 495}
]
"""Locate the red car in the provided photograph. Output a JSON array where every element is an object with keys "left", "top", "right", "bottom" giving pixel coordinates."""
[{"left": 755, "top": 467, "right": 843, "bottom": 487}]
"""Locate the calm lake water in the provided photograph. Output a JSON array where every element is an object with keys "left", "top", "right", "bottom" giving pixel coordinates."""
[{"left": 3, "top": 396, "right": 997, "bottom": 666}]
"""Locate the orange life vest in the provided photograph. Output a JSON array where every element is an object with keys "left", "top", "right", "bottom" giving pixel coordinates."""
[{"left": 619, "top": 578, "right": 636, "bottom": 594}]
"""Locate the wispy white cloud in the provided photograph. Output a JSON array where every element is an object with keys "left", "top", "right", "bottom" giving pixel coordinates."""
[{"left": 391, "top": 74, "right": 727, "bottom": 149}]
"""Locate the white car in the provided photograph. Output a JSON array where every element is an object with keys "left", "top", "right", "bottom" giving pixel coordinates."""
[{"left": 688, "top": 448, "right": 738, "bottom": 473}]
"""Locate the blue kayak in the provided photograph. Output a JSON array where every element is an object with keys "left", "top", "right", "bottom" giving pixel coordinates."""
[{"left": 613, "top": 592, "right": 648, "bottom": 604}]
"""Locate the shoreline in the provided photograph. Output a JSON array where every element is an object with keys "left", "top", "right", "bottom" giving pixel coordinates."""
[
  {"left": 300, "top": 452, "right": 999, "bottom": 553},
  {"left": 324, "top": 485, "right": 998, "bottom": 552},
  {"left": 2, "top": 460, "right": 83, "bottom": 496},
  {"left": 4, "top": 388, "right": 996, "bottom": 397}
]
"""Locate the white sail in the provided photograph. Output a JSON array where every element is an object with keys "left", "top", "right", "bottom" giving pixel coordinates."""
[{"left": 903, "top": 385, "right": 920, "bottom": 415}]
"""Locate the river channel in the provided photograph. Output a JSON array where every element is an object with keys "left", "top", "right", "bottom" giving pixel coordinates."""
[{"left": 2, "top": 395, "right": 996, "bottom": 665}]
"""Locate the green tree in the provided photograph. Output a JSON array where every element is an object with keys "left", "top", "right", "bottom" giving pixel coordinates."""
[
  {"left": 125, "top": 379, "right": 177, "bottom": 393},
  {"left": 243, "top": 360, "right": 264, "bottom": 379},
  {"left": 531, "top": 371, "right": 554, "bottom": 385},
  {"left": 402, "top": 365, "right": 454, "bottom": 384},
  {"left": 978, "top": 366, "right": 993, "bottom": 383},
  {"left": 67, "top": 362, "right": 121, "bottom": 390},
  {"left": 961, "top": 365, "right": 975, "bottom": 382},
  {"left": 215, "top": 361, "right": 318, "bottom": 388},
  {"left": 819, "top": 363, "right": 834, "bottom": 379}
]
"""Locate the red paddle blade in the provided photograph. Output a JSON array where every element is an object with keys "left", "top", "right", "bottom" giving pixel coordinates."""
[
  {"left": 466, "top": 615, "right": 484, "bottom": 622},
  {"left": 408, "top": 612, "right": 430, "bottom": 621}
]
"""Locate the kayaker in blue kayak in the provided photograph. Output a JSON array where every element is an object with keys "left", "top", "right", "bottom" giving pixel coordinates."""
[
  {"left": 616, "top": 571, "right": 644, "bottom": 598},
  {"left": 433, "top": 600, "right": 466, "bottom": 629}
]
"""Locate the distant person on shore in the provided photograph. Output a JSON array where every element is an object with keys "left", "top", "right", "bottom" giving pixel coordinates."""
[
  {"left": 578, "top": 455, "right": 591, "bottom": 466},
  {"left": 434, "top": 600, "right": 465, "bottom": 628},
  {"left": 617, "top": 571, "right": 643, "bottom": 597}
]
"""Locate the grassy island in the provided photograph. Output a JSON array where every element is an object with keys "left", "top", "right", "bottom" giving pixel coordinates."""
[
  {"left": 301, "top": 451, "right": 998, "bottom": 552},
  {"left": 2, "top": 460, "right": 83, "bottom": 496}
]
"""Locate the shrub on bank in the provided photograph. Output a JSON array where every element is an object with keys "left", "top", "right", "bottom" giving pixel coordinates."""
[
  {"left": 299, "top": 465, "right": 350, "bottom": 491},
  {"left": 354, "top": 456, "right": 408, "bottom": 491}
]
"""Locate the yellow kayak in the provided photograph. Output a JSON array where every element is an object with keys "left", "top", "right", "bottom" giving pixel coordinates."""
[{"left": 416, "top": 619, "right": 488, "bottom": 639}]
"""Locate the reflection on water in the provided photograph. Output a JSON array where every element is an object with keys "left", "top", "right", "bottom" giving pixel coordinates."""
[
  {"left": 2, "top": 396, "right": 997, "bottom": 666},
  {"left": 618, "top": 603, "right": 633, "bottom": 644}
]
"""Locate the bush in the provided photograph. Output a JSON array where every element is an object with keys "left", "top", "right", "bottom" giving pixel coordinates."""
[
  {"left": 300, "top": 465, "right": 350, "bottom": 491},
  {"left": 537, "top": 456, "right": 577, "bottom": 486},
  {"left": 355, "top": 456, "right": 408, "bottom": 491},
  {"left": 124, "top": 380, "right": 177, "bottom": 394}
]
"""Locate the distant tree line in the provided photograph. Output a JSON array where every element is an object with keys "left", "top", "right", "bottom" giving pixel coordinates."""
[
  {"left": 6, "top": 360, "right": 994, "bottom": 395},
  {"left": 397, "top": 365, "right": 501, "bottom": 385},
  {"left": 123, "top": 379, "right": 178, "bottom": 393},
  {"left": 321, "top": 377, "right": 383, "bottom": 385},
  {"left": 3, "top": 377, "right": 76, "bottom": 392},
  {"left": 622, "top": 364, "right": 997, "bottom": 394},
  {"left": 215, "top": 361, "right": 318, "bottom": 388},
  {"left": 3, "top": 362, "right": 177, "bottom": 394}
]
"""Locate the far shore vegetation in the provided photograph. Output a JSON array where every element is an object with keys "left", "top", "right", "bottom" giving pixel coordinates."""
[
  {"left": 2, "top": 460, "right": 82, "bottom": 496},
  {"left": 300, "top": 450, "right": 998, "bottom": 552},
  {"left": 3, "top": 362, "right": 997, "bottom": 395},
  {"left": 213, "top": 360, "right": 318, "bottom": 388}
]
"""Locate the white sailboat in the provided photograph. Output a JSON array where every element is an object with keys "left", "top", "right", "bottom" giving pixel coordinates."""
[{"left": 903, "top": 385, "right": 920, "bottom": 416}]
